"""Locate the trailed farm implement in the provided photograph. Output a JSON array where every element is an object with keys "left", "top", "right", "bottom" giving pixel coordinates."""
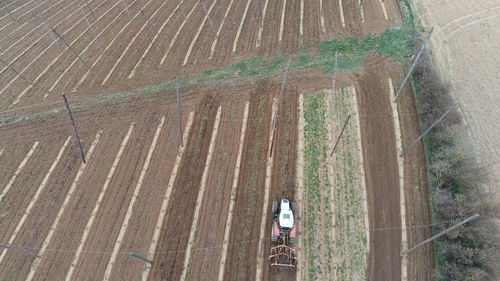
[{"left": 268, "top": 198, "right": 298, "bottom": 268}]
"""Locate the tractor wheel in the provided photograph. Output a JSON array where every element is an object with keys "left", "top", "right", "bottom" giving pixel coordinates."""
[
  {"left": 272, "top": 201, "right": 278, "bottom": 214},
  {"left": 271, "top": 224, "right": 278, "bottom": 242}
]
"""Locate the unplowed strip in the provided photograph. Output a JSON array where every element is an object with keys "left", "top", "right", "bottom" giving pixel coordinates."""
[
  {"left": 217, "top": 102, "right": 250, "bottom": 281},
  {"left": 147, "top": 96, "right": 219, "bottom": 281},
  {"left": 222, "top": 82, "right": 274, "bottom": 281},
  {"left": 180, "top": 106, "right": 222, "bottom": 280},
  {"left": 64, "top": 123, "right": 135, "bottom": 281},
  {"left": 262, "top": 86, "right": 298, "bottom": 281},
  {"left": 388, "top": 78, "right": 408, "bottom": 281},
  {"left": 141, "top": 111, "right": 194, "bottom": 281},
  {"left": 0, "top": 141, "right": 39, "bottom": 200},
  {"left": 391, "top": 66, "right": 434, "bottom": 281},
  {"left": 25, "top": 131, "right": 102, "bottom": 281},
  {"left": 0, "top": 136, "right": 70, "bottom": 266},
  {"left": 356, "top": 58, "right": 401, "bottom": 281}
]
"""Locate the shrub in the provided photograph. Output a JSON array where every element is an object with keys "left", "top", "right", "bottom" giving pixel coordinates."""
[{"left": 413, "top": 56, "right": 499, "bottom": 280}]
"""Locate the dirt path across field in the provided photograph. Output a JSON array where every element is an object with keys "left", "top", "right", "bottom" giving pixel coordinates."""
[{"left": 354, "top": 56, "right": 401, "bottom": 281}]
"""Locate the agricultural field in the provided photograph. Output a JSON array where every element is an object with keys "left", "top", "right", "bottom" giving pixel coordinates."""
[{"left": 0, "top": 0, "right": 436, "bottom": 280}]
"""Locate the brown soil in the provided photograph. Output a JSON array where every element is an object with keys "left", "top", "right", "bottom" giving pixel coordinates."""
[
  {"left": 354, "top": 56, "right": 401, "bottom": 281},
  {"left": 389, "top": 63, "right": 435, "bottom": 281},
  {"left": 147, "top": 95, "right": 219, "bottom": 281},
  {"left": 262, "top": 86, "right": 299, "bottom": 281},
  {"left": 186, "top": 97, "right": 245, "bottom": 281},
  {"left": 222, "top": 82, "right": 274, "bottom": 281}
]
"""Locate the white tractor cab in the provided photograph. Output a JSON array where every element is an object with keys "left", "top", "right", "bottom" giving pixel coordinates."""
[{"left": 269, "top": 198, "right": 298, "bottom": 268}]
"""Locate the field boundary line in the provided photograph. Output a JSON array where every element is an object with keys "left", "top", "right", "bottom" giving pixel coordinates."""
[
  {"left": 128, "top": 0, "right": 185, "bottom": 78},
  {"left": 378, "top": 0, "right": 388, "bottom": 20},
  {"left": 159, "top": 1, "right": 199, "bottom": 67},
  {"left": 388, "top": 78, "right": 407, "bottom": 281},
  {"left": 26, "top": 130, "right": 102, "bottom": 281},
  {"left": 101, "top": 0, "right": 169, "bottom": 85},
  {"left": 0, "top": 137, "right": 70, "bottom": 265},
  {"left": 142, "top": 111, "right": 194, "bottom": 281},
  {"left": 339, "top": 0, "right": 345, "bottom": 27},
  {"left": 74, "top": 0, "right": 156, "bottom": 91},
  {"left": 64, "top": 123, "right": 135, "bottom": 281},
  {"left": 295, "top": 94, "right": 305, "bottom": 281},
  {"left": 8, "top": 0, "right": 116, "bottom": 106},
  {"left": 180, "top": 106, "right": 222, "bottom": 280},
  {"left": 278, "top": 0, "right": 287, "bottom": 42},
  {"left": 255, "top": 98, "right": 277, "bottom": 281},
  {"left": 48, "top": 0, "right": 136, "bottom": 94},
  {"left": 103, "top": 117, "right": 165, "bottom": 281},
  {"left": 232, "top": 0, "right": 252, "bottom": 53},
  {"left": 182, "top": 0, "right": 219, "bottom": 65},
  {"left": 256, "top": 0, "right": 270, "bottom": 47},
  {"left": 0, "top": 0, "right": 80, "bottom": 71},
  {"left": 217, "top": 102, "right": 249, "bottom": 281},
  {"left": 0, "top": 141, "right": 39, "bottom": 201},
  {"left": 209, "top": 0, "right": 237, "bottom": 58},
  {"left": 350, "top": 86, "right": 370, "bottom": 252},
  {"left": 319, "top": 0, "right": 326, "bottom": 33}
]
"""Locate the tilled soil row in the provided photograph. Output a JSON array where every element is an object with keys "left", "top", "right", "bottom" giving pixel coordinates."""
[
  {"left": 222, "top": 82, "right": 274, "bottom": 281},
  {"left": 147, "top": 95, "right": 219, "bottom": 281},
  {"left": 0, "top": 127, "right": 108, "bottom": 280},
  {"left": 186, "top": 98, "right": 246, "bottom": 281},
  {"left": 355, "top": 56, "right": 402, "bottom": 281},
  {"left": 262, "top": 86, "right": 299, "bottom": 281}
]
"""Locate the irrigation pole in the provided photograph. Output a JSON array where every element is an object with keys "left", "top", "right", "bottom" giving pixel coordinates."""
[
  {"left": 34, "top": 7, "right": 57, "bottom": 41},
  {"left": 401, "top": 214, "right": 479, "bottom": 255},
  {"left": 330, "top": 115, "right": 351, "bottom": 157},
  {"left": 269, "top": 58, "right": 292, "bottom": 157},
  {"left": 79, "top": 3, "right": 101, "bottom": 51},
  {"left": 62, "top": 93, "right": 86, "bottom": 164},
  {"left": 140, "top": 9, "right": 167, "bottom": 47},
  {"left": 175, "top": 77, "right": 184, "bottom": 148},
  {"left": 51, "top": 28, "right": 90, "bottom": 68},
  {"left": 0, "top": 58, "right": 32, "bottom": 84},
  {"left": 394, "top": 27, "right": 434, "bottom": 101},
  {"left": 198, "top": 0, "right": 214, "bottom": 29},
  {"left": 401, "top": 103, "right": 458, "bottom": 156},
  {"left": 129, "top": 253, "right": 154, "bottom": 265}
]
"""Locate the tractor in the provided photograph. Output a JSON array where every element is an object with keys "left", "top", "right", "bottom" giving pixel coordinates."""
[{"left": 268, "top": 198, "right": 298, "bottom": 268}]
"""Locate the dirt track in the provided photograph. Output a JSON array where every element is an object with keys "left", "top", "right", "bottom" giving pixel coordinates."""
[{"left": 355, "top": 56, "right": 402, "bottom": 281}]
